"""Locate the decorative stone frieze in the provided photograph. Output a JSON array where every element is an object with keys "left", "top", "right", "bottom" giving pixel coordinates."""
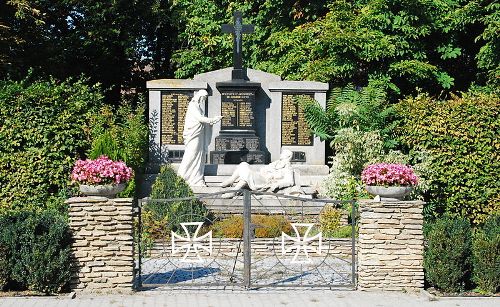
[
  {"left": 66, "top": 197, "right": 134, "bottom": 292},
  {"left": 357, "top": 200, "right": 425, "bottom": 291}
]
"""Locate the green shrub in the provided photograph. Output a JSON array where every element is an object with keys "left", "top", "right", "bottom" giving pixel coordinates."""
[
  {"left": 212, "top": 215, "right": 244, "bottom": 238},
  {"left": 87, "top": 102, "right": 148, "bottom": 198},
  {"left": 0, "top": 75, "right": 103, "bottom": 211},
  {"left": 472, "top": 215, "right": 500, "bottom": 294},
  {"left": 397, "top": 92, "right": 500, "bottom": 224},
  {"left": 320, "top": 205, "right": 342, "bottom": 233},
  {"left": 146, "top": 164, "right": 208, "bottom": 237},
  {"left": 424, "top": 216, "right": 472, "bottom": 292},
  {"left": 0, "top": 210, "right": 72, "bottom": 294},
  {"left": 212, "top": 215, "right": 292, "bottom": 238},
  {"left": 329, "top": 225, "right": 357, "bottom": 238},
  {"left": 253, "top": 215, "right": 292, "bottom": 238},
  {"left": 0, "top": 245, "right": 8, "bottom": 290}
]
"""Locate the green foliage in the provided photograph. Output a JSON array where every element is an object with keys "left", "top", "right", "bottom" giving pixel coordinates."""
[
  {"left": 146, "top": 165, "right": 208, "bottom": 237},
  {"left": 0, "top": 245, "right": 8, "bottom": 290},
  {"left": 212, "top": 215, "right": 244, "bottom": 238},
  {"left": 475, "top": 1, "right": 500, "bottom": 87},
  {"left": 260, "top": 0, "right": 499, "bottom": 93},
  {"left": 320, "top": 205, "right": 342, "bottom": 234},
  {"left": 87, "top": 101, "right": 148, "bottom": 197},
  {"left": 0, "top": 75, "right": 103, "bottom": 211},
  {"left": 3, "top": 0, "right": 498, "bottom": 99},
  {"left": 1, "top": 0, "right": 176, "bottom": 102},
  {"left": 252, "top": 215, "right": 292, "bottom": 239},
  {"left": 424, "top": 217, "right": 472, "bottom": 293},
  {"left": 89, "top": 131, "right": 122, "bottom": 161},
  {"left": 170, "top": 0, "right": 327, "bottom": 79},
  {"left": 472, "top": 215, "right": 500, "bottom": 294},
  {"left": 320, "top": 129, "right": 383, "bottom": 200},
  {"left": 329, "top": 225, "right": 356, "bottom": 239},
  {"left": 0, "top": 210, "right": 72, "bottom": 294},
  {"left": 298, "top": 84, "right": 395, "bottom": 148},
  {"left": 212, "top": 215, "right": 292, "bottom": 238},
  {"left": 397, "top": 92, "right": 500, "bottom": 224}
]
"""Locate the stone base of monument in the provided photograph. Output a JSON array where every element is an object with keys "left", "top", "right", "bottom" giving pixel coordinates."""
[{"left": 140, "top": 163, "right": 329, "bottom": 198}]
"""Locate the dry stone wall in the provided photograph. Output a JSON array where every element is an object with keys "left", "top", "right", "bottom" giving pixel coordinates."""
[
  {"left": 357, "top": 200, "right": 424, "bottom": 291},
  {"left": 66, "top": 197, "right": 135, "bottom": 292}
]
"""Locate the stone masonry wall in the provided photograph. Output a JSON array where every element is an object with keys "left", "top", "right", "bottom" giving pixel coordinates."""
[
  {"left": 358, "top": 200, "right": 424, "bottom": 291},
  {"left": 66, "top": 197, "right": 135, "bottom": 292}
]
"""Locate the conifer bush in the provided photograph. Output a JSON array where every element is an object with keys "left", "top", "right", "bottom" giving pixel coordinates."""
[
  {"left": 146, "top": 164, "right": 208, "bottom": 236},
  {"left": 424, "top": 217, "right": 472, "bottom": 292},
  {"left": 0, "top": 210, "right": 71, "bottom": 294},
  {"left": 472, "top": 215, "right": 500, "bottom": 294}
]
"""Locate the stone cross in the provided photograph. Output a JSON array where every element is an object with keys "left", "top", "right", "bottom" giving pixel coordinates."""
[{"left": 221, "top": 11, "right": 254, "bottom": 80}]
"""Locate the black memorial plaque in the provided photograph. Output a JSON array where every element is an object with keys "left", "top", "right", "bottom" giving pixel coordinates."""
[
  {"left": 211, "top": 151, "right": 266, "bottom": 164},
  {"left": 215, "top": 136, "right": 260, "bottom": 151},
  {"left": 281, "top": 93, "right": 314, "bottom": 146},
  {"left": 220, "top": 91, "right": 255, "bottom": 130},
  {"left": 160, "top": 91, "right": 192, "bottom": 145}
]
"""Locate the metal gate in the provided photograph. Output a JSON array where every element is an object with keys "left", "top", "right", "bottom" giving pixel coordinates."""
[{"left": 134, "top": 190, "right": 356, "bottom": 289}]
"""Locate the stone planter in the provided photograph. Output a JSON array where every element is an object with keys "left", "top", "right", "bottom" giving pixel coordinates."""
[
  {"left": 365, "top": 185, "right": 412, "bottom": 201},
  {"left": 79, "top": 183, "right": 126, "bottom": 197}
]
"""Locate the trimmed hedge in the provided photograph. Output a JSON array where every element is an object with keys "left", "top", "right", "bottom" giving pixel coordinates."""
[
  {"left": 0, "top": 76, "right": 103, "bottom": 211},
  {"left": 397, "top": 92, "right": 499, "bottom": 224},
  {"left": 0, "top": 210, "right": 72, "bottom": 294},
  {"left": 424, "top": 216, "right": 472, "bottom": 292},
  {"left": 472, "top": 215, "right": 500, "bottom": 294}
]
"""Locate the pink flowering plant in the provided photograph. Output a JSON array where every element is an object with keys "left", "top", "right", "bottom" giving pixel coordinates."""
[
  {"left": 361, "top": 163, "right": 418, "bottom": 186},
  {"left": 71, "top": 155, "right": 133, "bottom": 185}
]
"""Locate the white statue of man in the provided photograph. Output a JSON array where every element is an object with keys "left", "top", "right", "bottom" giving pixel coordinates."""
[
  {"left": 178, "top": 89, "right": 223, "bottom": 186},
  {"left": 220, "top": 149, "right": 296, "bottom": 192}
]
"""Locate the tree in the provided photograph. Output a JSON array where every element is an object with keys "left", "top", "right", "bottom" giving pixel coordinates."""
[
  {"left": 258, "top": 0, "right": 498, "bottom": 95},
  {"left": 170, "top": 0, "right": 329, "bottom": 78},
  {"left": 1, "top": 0, "right": 177, "bottom": 104}
]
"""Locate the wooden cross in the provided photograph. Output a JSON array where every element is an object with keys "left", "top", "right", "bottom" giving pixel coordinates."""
[{"left": 221, "top": 11, "right": 254, "bottom": 80}]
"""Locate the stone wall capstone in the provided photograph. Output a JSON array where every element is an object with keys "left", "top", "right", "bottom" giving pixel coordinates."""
[
  {"left": 66, "top": 197, "right": 135, "bottom": 292},
  {"left": 357, "top": 200, "right": 425, "bottom": 291}
]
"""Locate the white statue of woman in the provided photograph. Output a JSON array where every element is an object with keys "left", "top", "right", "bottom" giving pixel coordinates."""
[
  {"left": 178, "top": 89, "right": 222, "bottom": 187},
  {"left": 220, "top": 150, "right": 296, "bottom": 192}
]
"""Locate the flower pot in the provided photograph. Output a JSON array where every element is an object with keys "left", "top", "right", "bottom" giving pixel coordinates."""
[
  {"left": 79, "top": 183, "right": 126, "bottom": 197},
  {"left": 365, "top": 185, "right": 413, "bottom": 201}
]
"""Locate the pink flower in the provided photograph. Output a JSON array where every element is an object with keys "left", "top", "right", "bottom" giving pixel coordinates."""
[
  {"left": 70, "top": 155, "right": 134, "bottom": 185},
  {"left": 361, "top": 163, "right": 418, "bottom": 186}
]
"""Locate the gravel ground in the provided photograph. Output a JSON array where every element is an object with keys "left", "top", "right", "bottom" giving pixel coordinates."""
[{"left": 140, "top": 254, "right": 353, "bottom": 288}]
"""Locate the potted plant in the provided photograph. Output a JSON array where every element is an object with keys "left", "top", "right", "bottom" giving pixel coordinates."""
[
  {"left": 361, "top": 163, "right": 418, "bottom": 201},
  {"left": 71, "top": 155, "right": 134, "bottom": 197}
]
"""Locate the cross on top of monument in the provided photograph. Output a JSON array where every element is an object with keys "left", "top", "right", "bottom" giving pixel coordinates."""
[{"left": 221, "top": 11, "right": 254, "bottom": 80}]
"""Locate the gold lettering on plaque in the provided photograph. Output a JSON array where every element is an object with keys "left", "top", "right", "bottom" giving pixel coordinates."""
[
  {"left": 161, "top": 91, "right": 191, "bottom": 145},
  {"left": 281, "top": 93, "right": 314, "bottom": 146}
]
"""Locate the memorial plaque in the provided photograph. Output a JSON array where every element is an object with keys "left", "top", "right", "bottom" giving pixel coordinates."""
[
  {"left": 215, "top": 136, "right": 260, "bottom": 151},
  {"left": 220, "top": 91, "right": 255, "bottom": 130},
  {"left": 211, "top": 151, "right": 266, "bottom": 164},
  {"left": 281, "top": 93, "right": 314, "bottom": 146},
  {"left": 160, "top": 91, "right": 192, "bottom": 145}
]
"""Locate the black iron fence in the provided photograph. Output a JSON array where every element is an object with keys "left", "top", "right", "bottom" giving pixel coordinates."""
[{"left": 134, "top": 190, "right": 357, "bottom": 289}]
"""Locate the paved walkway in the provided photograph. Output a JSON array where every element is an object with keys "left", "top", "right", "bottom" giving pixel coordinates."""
[{"left": 0, "top": 290, "right": 499, "bottom": 307}]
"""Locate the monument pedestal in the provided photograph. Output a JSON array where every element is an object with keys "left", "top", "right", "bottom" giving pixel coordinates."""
[{"left": 213, "top": 80, "right": 267, "bottom": 164}]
